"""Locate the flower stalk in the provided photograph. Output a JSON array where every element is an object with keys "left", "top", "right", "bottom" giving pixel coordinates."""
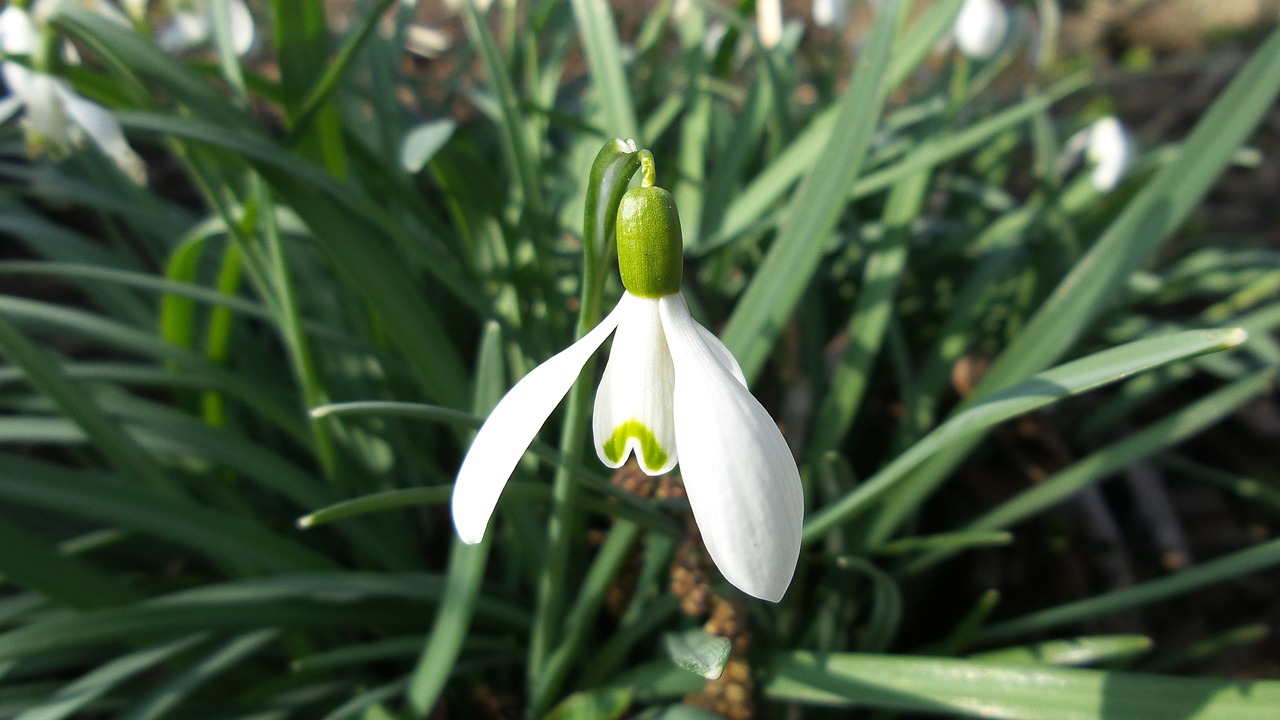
[{"left": 527, "top": 139, "right": 641, "bottom": 685}]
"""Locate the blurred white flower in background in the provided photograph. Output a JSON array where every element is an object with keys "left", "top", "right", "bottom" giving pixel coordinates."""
[
  {"left": 1063, "top": 116, "right": 1137, "bottom": 192},
  {"left": 757, "top": 0, "right": 782, "bottom": 49},
  {"left": 155, "top": 0, "right": 255, "bottom": 56},
  {"left": 812, "top": 0, "right": 849, "bottom": 29},
  {"left": 0, "top": 4, "right": 146, "bottom": 183},
  {"left": 953, "top": 0, "right": 1008, "bottom": 59}
]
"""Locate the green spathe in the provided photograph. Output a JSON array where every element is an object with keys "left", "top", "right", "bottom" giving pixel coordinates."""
[
  {"left": 601, "top": 418, "right": 670, "bottom": 470},
  {"left": 616, "top": 186, "right": 683, "bottom": 298}
]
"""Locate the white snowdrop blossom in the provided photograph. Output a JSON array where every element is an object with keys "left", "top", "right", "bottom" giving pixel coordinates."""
[
  {"left": 953, "top": 0, "right": 1007, "bottom": 59},
  {"left": 812, "top": 0, "right": 849, "bottom": 29},
  {"left": 1063, "top": 116, "right": 1135, "bottom": 193},
  {"left": 157, "top": 0, "right": 255, "bottom": 57},
  {"left": 452, "top": 180, "right": 804, "bottom": 603},
  {"left": 0, "top": 5, "right": 145, "bottom": 183},
  {"left": 756, "top": 0, "right": 782, "bottom": 49}
]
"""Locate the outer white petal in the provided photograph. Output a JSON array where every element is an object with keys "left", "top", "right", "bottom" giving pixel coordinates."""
[
  {"left": 812, "top": 0, "right": 848, "bottom": 29},
  {"left": 55, "top": 84, "right": 147, "bottom": 183},
  {"left": 23, "top": 73, "right": 74, "bottom": 150},
  {"left": 693, "top": 322, "right": 746, "bottom": 388},
  {"left": 228, "top": 0, "right": 255, "bottom": 56},
  {"left": 659, "top": 293, "right": 803, "bottom": 602},
  {"left": 2, "top": 62, "right": 34, "bottom": 108},
  {"left": 0, "top": 6, "right": 38, "bottom": 56},
  {"left": 158, "top": 11, "right": 211, "bottom": 53},
  {"left": 953, "top": 0, "right": 1007, "bottom": 60},
  {"left": 452, "top": 302, "right": 624, "bottom": 544},
  {"left": 756, "top": 0, "right": 781, "bottom": 49},
  {"left": 593, "top": 292, "right": 678, "bottom": 476},
  {"left": 1085, "top": 116, "right": 1134, "bottom": 192}
]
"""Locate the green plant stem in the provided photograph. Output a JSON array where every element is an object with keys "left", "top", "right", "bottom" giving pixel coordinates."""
[{"left": 527, "top": 141, "right": 640, "bottom": 694}]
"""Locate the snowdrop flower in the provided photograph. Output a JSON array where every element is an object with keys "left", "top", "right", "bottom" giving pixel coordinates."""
[
  {"left": 756, "top": 0, "right": 782, "bottom": 49},
  {"left": 0, "top": 5, "right": 146, "bottom": 183},
  {"left": 1063, "top": 116, "right": 1135, "bottom": 193},
  {"left": 157, "top": 0, "right": 255, "bottom": 57},
  {"left": 452, "top": 174, "right": 804, "bottom": 602},
  {"left": 953, "top": 0, "right": 1007, "bottom": 59},
  {"left": 812, "top": 0, "right": 848, "bottom": 29}
]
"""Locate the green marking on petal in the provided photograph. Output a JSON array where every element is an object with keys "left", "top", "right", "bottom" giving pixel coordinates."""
[{"left": 602, "top": 419, "right": 669, "bottom": 470}]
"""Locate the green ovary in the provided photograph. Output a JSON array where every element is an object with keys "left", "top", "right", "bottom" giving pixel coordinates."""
[{"left": 602, "top": 419, "right": 669, "bottom": 470}]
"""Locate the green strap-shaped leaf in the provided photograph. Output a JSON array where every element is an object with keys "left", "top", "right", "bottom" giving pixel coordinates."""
[
  {"left": 720, "top": 0, "right": 900, "bottom": 382},
  {"left": 803, "top": 328, "right": 1247, "bottom": 542},
  {"left": 763, "top": 651, "right": 1280, "bottom": 718}
]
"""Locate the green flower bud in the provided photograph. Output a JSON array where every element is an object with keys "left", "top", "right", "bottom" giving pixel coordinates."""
[{"left": 616, "top": 186, "right": 683, "bottom": 298}]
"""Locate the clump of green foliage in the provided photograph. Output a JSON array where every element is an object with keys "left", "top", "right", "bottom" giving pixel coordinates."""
[{"left": 1, "top": 0, "right": 1279, "bottom": 718}]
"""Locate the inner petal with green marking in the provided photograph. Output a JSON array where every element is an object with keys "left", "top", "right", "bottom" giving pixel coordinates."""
[{"left": 602, "top": 419, "right": 670, "bottom": 472}]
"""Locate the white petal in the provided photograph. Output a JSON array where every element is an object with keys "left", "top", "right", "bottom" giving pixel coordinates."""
[
  {"left": 694, "top": 322, "right": 746, "bottom": 388},
  {"left": 812, "top": 0, "right": 848, "bottom": 28},
  {"left": 659, "top": 293, "right": 803, "bottom": 602},
  {"left": 756, "top": 0, "right": 781, "bottom": 49},
  {"left": 0, "top": 6, "right": 38, "bottom": 56},
  {"left": 452, "top": 302, "right": 624, "bottom": 544},
  {"left": 55, "top": 84, "right": 146, "bottom": 183},
  {"left": 23, "top": 74, "right": 74, "bottom": 150},
  {"left": 2, "top": 62, "right": 34, "bottom": 106},
  {"left": 228, "top": 0, "right": 256, "bottom": 56},
  {"left": 158, "top": 11, "right": 211, "bottom": 53},
  {"left": 1085, "top": 117, "right": 1134, "bottom": 192},
  {"left": 593, "top": 292, "right": 678, "bottom": 476},
  {"left": 953, "top": 0, "right": 1007, "bottom": 60}
]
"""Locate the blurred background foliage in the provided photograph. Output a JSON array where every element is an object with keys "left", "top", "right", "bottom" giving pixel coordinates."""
[{"left": 1, "top": 0, "right": 1279, "bottom": 718}]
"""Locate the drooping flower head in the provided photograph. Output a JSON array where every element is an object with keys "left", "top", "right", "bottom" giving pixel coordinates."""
[
  {"left": 452, "top": 154, "right": 804, "bottom": 602},
  {"left": 756, "top": 0, "right": 782, "bottom": 50},
  {"left": 155, "top": 0, "right": 256, "bottom": 57},
  {"left": 953, "top": 0, "right": 1008, "bottom": 60},
  {"left": 0, "top": 3, "right": 146, "bottom": 183},
  {"left": 1063, "top": 116, "right": 1135, "bottom": 193},
  {"left": 812, "top": 0, "right": 849, "bottom": 30}
]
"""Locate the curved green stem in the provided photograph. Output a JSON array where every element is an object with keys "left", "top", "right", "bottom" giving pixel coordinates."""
[{"left": 527, "top": 140, "right": 641, "bottom": 705}]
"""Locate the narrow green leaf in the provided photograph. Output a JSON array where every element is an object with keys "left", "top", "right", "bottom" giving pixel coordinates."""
[
  {"left": 977, "top": 26, "right": 1280, "bottom": 396},
  {"left": 763, "top": 651, "right": 1280, "bottom": 718},
  {"left": 976, "top": 535, "right": 1280, "bottom": 643},
  {"left": 407, "top": 539, "right": 490, "bottom": 714},
  {"left": 721, "top": 0, "right": 901, "bottom": 382},
  {"left": 121, "top": 631, "right": 280, "bottom": 720},
  {"left": 836, "top": 557, "right": 902, "bottom": 653},
  {"left": 0, "top": 295, "right": 307, "bottom": 439},
  {"left": 874, "top": 531, "right": 1013, "bottom": 557},
  {"left": 14, "top": 636, "right": 203, "bottom": 720},
  {"left": 462, "top": 0, "right": 543, "bottom": 216},
  {"left": 544, "top": 687, "right": 632, "bottom": 720},
  {"left": 298, "top": 488, "right": 452, "bottom": 529},
  {"left": 807, "top": 170, "right": 929, "bottom": 461},
  {"left": 803, "top": 328, "right": 1248, "bottom": 543},
  {"left": 290, "top": 0, "right": 398, "bottom": 144},
  {"left": 0, "top": 518, "right": 138, "bottom": 609},
  {"left": 0, "top": 314, "right": 176, "bottom": 496},
  {"left": 954, "top": 372, "right": 1272, "bottom": 542},
  {"left": 531, "top": 522, "right": 641, "bottom": 716},
  {"left": 969, "top": 636, "right": 1153, "bottom": 667},
  {"left": 570, "top": 0, "right": 640, "bottom": 141},
  {"left": 0, "top": 452, "right": 332, "bottom": 573},
  {"left": 273, "top": 0, "right": 346, "bottom": 172}
]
